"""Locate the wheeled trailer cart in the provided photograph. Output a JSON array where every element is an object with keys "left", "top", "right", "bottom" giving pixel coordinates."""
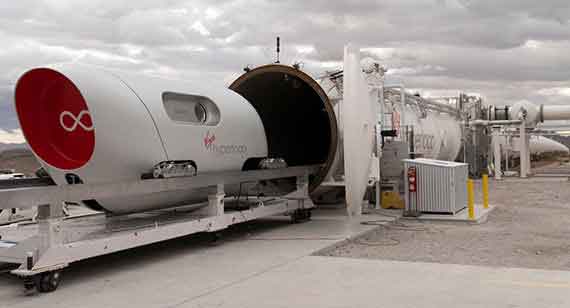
[{"left": 0, "top": 165, "right": 318, "bottom": 292}]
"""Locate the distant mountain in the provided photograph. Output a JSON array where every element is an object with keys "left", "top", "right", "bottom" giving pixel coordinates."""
[
  {"left": 0, "top": 144, "right": 40, "bottom": 176},
  {"left": 0, "top": 142, "right": 28, "bottom": 152}
]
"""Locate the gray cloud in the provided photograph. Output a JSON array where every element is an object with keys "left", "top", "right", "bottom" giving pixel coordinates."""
[{"left": 0, "top": 0, "right": 569, "bottom": 136}]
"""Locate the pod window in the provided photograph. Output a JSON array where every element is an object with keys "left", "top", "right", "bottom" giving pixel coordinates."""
[{"left": 162, "top": 92, "right": 220, "bottom": 125}]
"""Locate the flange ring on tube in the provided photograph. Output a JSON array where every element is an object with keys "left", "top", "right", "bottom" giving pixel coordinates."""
[{"left": 229, "top": 64, "right": 338, "bottom": 192}]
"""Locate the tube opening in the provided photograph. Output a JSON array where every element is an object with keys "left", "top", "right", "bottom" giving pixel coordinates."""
[{"left": 229, "top": 65, "right": 337, "bottom": 191}]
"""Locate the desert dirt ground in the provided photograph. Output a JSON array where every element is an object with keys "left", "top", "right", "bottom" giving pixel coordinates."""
[{"left": 321, "top": 174, "right": 570, "bottom": 271}]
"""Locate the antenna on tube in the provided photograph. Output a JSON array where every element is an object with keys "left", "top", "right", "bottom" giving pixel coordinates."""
[{"left": 275, "top": 36, "right": 280, "bottom": 64}]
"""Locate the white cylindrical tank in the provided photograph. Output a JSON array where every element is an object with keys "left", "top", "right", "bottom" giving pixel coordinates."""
[
  {"left": 402, "top": 104, "right": 463, "bottom": 161},
  {"left": 15, "top": 66, "right": 268, "bottom": 213},
  {"left": 542, "top": 105, "right": 570, "bottom": 121}
]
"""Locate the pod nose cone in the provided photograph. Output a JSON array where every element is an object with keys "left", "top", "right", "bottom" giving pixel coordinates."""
[{"left": 15, "top": 68, "right": 95, "bottom": 170}]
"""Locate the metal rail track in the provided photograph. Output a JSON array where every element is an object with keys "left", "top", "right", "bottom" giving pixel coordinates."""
[{"left": 0, "top": 178, "right": 55, "bottom": 189}]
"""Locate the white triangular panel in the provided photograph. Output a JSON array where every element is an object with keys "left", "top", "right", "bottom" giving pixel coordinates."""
[{"left": 342, "top": 44, "right": 376, "bottom": 217}]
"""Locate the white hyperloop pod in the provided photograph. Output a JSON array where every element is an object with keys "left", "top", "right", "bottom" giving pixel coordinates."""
[{"left": 14, "top": 64, "right": 337, "bottom": 213}]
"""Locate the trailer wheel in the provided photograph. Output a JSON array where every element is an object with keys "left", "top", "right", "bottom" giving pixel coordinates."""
[
  {"left": 291, "top": 209, "right": 311, "bottom": 223},
  {"left": 208, "top": 231, "right": 223, "bottom": 245},
  {"left": 23, "top": 278, "right": 35, "bottom": 291},
  {"left": 36, "top": 270, "right": 61, "bottom": 293}
]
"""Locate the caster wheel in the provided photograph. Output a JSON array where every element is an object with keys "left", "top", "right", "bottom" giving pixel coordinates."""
[
  {"left": 291, "top": 211, "right": 299, "bottom": 224},
  {"left": 23, "top": 278, "right": 35, "bottom": 291},
  {"left": 291, "top": 209, "right": 311, "bottom": 223},
  {"left": 208, "top": 231, "right": 223, "bottom": 245},
  {"left": 36, "top": 271, "right": 61, "bottom": 293}
]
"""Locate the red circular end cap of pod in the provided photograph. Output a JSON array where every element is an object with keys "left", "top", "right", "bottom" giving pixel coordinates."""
[{"left": 15, "top": 68, "right": 95, "bottom": 170}]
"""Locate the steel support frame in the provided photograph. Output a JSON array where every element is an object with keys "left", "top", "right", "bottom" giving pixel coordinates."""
[
  {"left": 0, "top": 167, "right": 316, "bottom": 279},
  {"left": 0, "top": 165, "right": 320, "bottom": 211},
  {"left": 492, "top": 127, "right": 502, "bottom": 180},
  {"left": 0, "top": 208, "right": 20, "bottom": 224}
]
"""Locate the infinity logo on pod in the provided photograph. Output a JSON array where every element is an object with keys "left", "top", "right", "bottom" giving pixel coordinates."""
[
  {"left": 15, "top": 68, "right": 95, "bottom": 170},
  {"left": 59, "top": 110, "right": 94, "bottom": 132}
]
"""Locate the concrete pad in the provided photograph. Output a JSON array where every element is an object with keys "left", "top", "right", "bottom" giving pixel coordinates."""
[
  {"left": 497, "top": 177, "right": 569, "bottom": 183},
  {"left": 403, "top": 204, "right": 496, "bottom": 224},
  {"left": 187, "top": 256, "right": 570, "bottom": 308},
  {"left": 2, "top": 207, "right": 568, "bottom": 308},
  {"left": 0, "top": 209, "right": 387, "bottom": 307}
]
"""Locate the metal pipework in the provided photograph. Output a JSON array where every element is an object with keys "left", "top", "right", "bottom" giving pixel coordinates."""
[
  {"left": 489, "top": 103, "right": 570, "bottom": 127},
  {"left": 466, "top": 119, "right": 523, "bottom": 126},
  {"left": 384, "top": 87, "right": 460, "bottom": 117}
]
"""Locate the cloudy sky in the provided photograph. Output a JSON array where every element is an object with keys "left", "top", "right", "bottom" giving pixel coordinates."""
[{"left": 1, "top": 0, "right": 570, "bottom": 143}]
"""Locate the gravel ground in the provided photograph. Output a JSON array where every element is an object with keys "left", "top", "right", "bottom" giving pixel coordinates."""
[{"left": 321, "top": 176, "right": 570, "bottom": 271}]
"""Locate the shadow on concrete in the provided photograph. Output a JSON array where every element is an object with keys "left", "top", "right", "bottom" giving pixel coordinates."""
[{"left": 0, "top": 217, "right": 294, "bottom": 290}]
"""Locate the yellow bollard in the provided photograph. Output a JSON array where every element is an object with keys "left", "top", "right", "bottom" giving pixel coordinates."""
[
  {"left": 467, "top": 179, "right": 475, "bottom": 220},
  {"left": 482, "top": 174, "right": 489, "bottom": 209}
]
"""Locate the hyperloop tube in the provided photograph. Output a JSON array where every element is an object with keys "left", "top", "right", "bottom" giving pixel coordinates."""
[{"left": 229, "top": 64, "right": 338, "bottom": 192}]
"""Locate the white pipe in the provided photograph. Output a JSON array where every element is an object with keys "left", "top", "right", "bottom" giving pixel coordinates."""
[
  {"left": 400, "top": 85, "right": 406, "bottom": 136},
  {"left": 542, "top": 105, "right": 570, "bottom": 121},
  {"left": 493, "top": 128, "right": 502, "bottom": 180},
  {"left": 468, "top": 119, "right": 522, "bottom": 126},
  {"left": 505, "top": 147, "right": 509, "bottom": 172},
  {"left": 383, "top": 84, "right": 407, "bottom": 138},
  {"left": 496, "top": 103, "right": 570, "bottom": 126},
  {"left": 520, "top": 120, "right": 528, "bottom": 178},
  {"left": 377, "top": 79, "right": 384, "bottom": 210},
  {"left": 525, "top": 136, "right": 532, "bottom": 176},
  {"left": 384, "top": 86, "right": 459, "bottom": 116}
]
